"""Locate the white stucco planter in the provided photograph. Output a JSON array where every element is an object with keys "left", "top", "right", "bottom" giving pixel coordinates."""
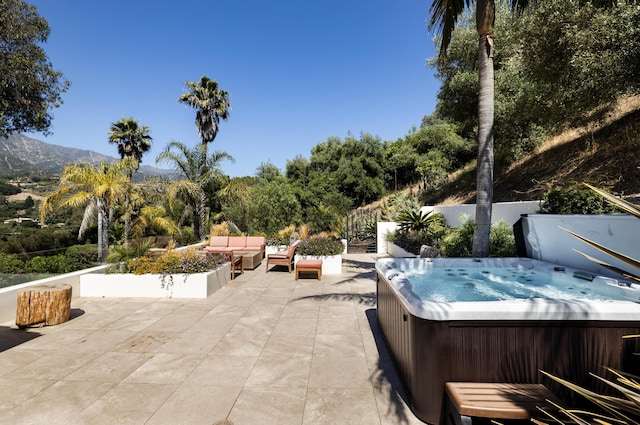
[
  {"left": 265, "top": 245, "right": 287, "bottom": 256},
  {"left": 294, "top": 254, "right": 342, "bottom": 275},
  {"left": 80, "top": 263, "right": 231, "bottom": 298}
]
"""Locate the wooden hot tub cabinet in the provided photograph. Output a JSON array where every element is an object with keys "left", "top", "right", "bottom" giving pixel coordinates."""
[{"left": 376, "top": 272, "right": 640, "bottom": 425}]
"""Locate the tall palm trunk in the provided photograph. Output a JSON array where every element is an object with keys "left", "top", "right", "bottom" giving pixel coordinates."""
[
  {"left": 97, "top": 197, "right": 109, "bottom": 262},
  {"left": 124, "top": 193, "right": 131, "bottom": 246},
  {"left": 198, "top": 190, "right": 207, "bottom": 240},
  {"left": 472, "top": 0, "right": 495, "bottom": 257}
]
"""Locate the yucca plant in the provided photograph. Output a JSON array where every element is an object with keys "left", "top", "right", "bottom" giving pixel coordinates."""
[
  {"left": 541, "top": 185, "right": 640, "bottom": 424},
  {"left": 536, "top": 366, "right": 640, "bottom": 425},
  {"left": 560, "top": 183, "right": 640, "bottom": 282}
]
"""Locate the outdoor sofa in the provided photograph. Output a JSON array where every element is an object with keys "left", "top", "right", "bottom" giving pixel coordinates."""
[{"left": 203, "top": 235, "right": 266, "bottom": 257}]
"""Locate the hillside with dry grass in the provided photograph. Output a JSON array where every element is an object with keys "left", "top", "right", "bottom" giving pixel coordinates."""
[
  {"left": 437, "top": 96, "right": 640, "bottom": 205},
  {"left": 355, "top": 97, "right": 640, "bottom": 214}
]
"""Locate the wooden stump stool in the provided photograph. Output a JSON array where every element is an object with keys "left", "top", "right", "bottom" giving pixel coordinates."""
[{"left": 16, "top": 283, "right": 72, "bottom": 328}]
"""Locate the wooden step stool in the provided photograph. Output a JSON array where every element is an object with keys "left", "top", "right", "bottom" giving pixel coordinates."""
[
  {"left": 445, "top": 382, "right": 559, "bottom": 425},
  {"left": 295, "top": 259, "right": 322, "bottom": 280}
]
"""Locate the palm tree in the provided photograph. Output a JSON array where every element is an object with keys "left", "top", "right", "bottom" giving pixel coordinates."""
[
  {"left": 131, "top": 205, "right": 179, "bottom": 239},
  {"left": 39, "top": 159, "right": 133, "bottom": 262},
  {"left": 107, "top": 117, "right": 153, "bottom": 245},
  {"left": 178, "top": 75, "right": 231, "bottom": 152},
  {"left": 156, "top": 141, "right": 233, "bottom": 240},
  {"left": 428, "top": 0, "right": 528, "bottom": 257},
  {"left": 178, "top": 76, "right": 231, "bottom": 234}
]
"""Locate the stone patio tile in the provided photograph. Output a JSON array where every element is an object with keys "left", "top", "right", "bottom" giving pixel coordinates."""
[
  {"left": 190, "top": 313, "right": 243, "bottom": 335},
  {"left": 122, "top": 352, "right": 204, "bottom": 385},
  {"left": 262, "top": 333, "right": 315, "bottom": 357},
  {"left": 0, "top": 378, "right": 55, "bottom": 411},
  {"left": 308, "top": 355, "right": 372, "bottom": 389},
  {"left": 0, "top": 348, "right": 45, "bottom": 376},
  {"left": 278, "top": 304, "right": 320, "bottom": 319},
  {"left": 244, "top": 355, "right": 312, "bottom": 388},
  {"left": 68, "top": 382, "right": 178, "bottom": 425},
  {"left": 303, "top": 387, "right": 381, "bottom": 425},
  {"left": 2, "top": 349, "right": 100, "bottom": 380},
  {"left": 184, "top": 354, "right": 258, "bottom": 387},
  {"left": 271, "top": 316, "right": 318, "bottom": 337},
  {"left": 111, "top": 330, "right": 175, "bottom": 353},
  {"left": 68, "top": 329, "right": 140, "bottom": 354},
  {"left": 316, "top": 315, "right": 360, "bottom": 335},
  {"left": 228, "top": 387, "right": 307, "bottom": 425},
  {"left": 209, "top": 318, "right": 273, "bottom": 356},
  {"left": 313, "top": 333, "right": 366, "bottom": 357},
  {"left": 0, "top": 380, "right": 114, "bottom": 425},
  {"left": 143, "top": 310, "right": 206, "bottom": 333},
  {"left": 64, "top": 351, "right": 153, "bottom": 382},
  {"left": 146, "top": 384, "right": 242, "bottom": 425},
  {"left": 157, "top": 330, "right": 225, "bottom": 355}
]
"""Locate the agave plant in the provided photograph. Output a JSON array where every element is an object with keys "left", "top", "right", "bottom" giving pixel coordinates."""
[{"left": 397, "top": 209, "right": 436, "bottom": 235}]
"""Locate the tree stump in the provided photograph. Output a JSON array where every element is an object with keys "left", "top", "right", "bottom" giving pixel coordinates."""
[{"left": 16, "top": 283, "right": 72, "bottom": 328}]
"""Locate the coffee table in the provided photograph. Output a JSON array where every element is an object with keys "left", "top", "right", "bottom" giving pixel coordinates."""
[{"left": 241, "top": 251, "right": 262, "bottom": 270}]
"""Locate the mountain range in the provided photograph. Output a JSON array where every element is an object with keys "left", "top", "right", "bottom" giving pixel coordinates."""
[{"left": 0, "top": 134, "right": 171, "bottom": 179}]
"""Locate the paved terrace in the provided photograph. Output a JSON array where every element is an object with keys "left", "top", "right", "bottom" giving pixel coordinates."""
[{"left": 0, "top": 254, "right": 424, "bottom": 425}]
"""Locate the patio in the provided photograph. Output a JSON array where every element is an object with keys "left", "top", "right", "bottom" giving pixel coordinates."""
[{"left": 0, "top": 254, "right": 424, "bottom": 425}]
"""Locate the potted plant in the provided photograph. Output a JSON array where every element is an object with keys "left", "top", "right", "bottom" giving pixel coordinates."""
[
  {"left": 80, "top": 247, "right": 231, "bottom": 298},
  {"left": 294, "top": 236, "right": 344, "bottom": 275}
]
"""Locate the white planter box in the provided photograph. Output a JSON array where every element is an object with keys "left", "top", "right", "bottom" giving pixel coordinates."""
[
  {"left": 294, "top": 254, "right": 342, "bottom": 275},
  {"left": 265, "top": 245, "right": 286, "bottom": 256},
  {"left": 80, "top": 263, "right": 231, "bottom": 299}
]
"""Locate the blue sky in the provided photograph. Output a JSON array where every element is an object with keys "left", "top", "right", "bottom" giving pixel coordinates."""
[{"left": 27, "top": 0, "right": 440, "bottom": 178}]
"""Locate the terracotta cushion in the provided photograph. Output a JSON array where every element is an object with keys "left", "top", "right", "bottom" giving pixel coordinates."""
[
  {"left": 209, "top": 236, "right": 229, "bottom": 248},
  {"left": 228, "top": 236, "right": 247, "bottom": 248}
]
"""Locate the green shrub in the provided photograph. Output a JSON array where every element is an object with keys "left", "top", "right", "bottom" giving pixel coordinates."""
[
  {"left": 438, "top": 219, "right": 517, "bottom": 257},
  {"left": 296, "top": 237, "right": 344, "bottom": 256},
  {"left": 24, "top": 255, "right": 69, "bottom": 274},
  {"left": 0, "top": 253, "right": 24, "bottom": 273},
  {"left": 439, "top": 220, "right": 475, "bottom": 257},
  {"left": 540, "top": 184, "right": 620, "bottom": 214},
  {"left": 65, "top": 244, "right": 99, "bottom": 271},
  {"left": 489, "top": 220, "right": 517, "bottom": 257},
  {"left": 126, "top": 249, "right": 225, "bottom": 275}
]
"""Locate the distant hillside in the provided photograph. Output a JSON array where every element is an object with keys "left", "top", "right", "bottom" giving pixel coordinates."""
[{"left": 0, "top": 134, "right": 172, "bottom": 179}]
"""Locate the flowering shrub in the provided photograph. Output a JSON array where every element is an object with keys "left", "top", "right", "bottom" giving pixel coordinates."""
[
  {"left": 126, "top": 248, "right": 225, "bottom": 275},
  {"left": 296, "top": 237, "right": 343, "bottom": 256},
  {"left": 125, "top": 248, "right": 227, "bottom": 289}
]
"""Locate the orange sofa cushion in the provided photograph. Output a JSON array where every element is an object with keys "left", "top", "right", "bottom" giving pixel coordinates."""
[{"left": 209, "top": 236, "right": 229, "bottom": 248}]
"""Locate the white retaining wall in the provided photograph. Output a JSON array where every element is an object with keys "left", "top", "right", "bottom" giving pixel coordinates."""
[
  {"left": 377, "top": 201, "right": 541, "bottom": 255},
  {"left": 0, "top": 264, "right": 107, "bottom": 325},
  {"left": 518, "top": 214, "right": 640, "bottom": 277}
]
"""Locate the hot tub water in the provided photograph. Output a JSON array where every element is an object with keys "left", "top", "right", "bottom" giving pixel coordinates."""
[{"left": 404, "top": 265, "right": 635, "bottom": 302}]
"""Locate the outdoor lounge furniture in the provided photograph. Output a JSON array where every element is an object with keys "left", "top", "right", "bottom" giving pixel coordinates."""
[
  {"left": 295, "top": 259, "right": 322, "bottom": 280},
  {"left": 223, "top": 252, "right": 244, "bottom": 280},
  {"left": 266, "top": 241, "right": 299, "bottom": 273},
  {"left": 203, "top": 235, "right": 266, "bottom": 257},
  {"left": 444, "top": 382, "right": 558, "bottom": 425}
]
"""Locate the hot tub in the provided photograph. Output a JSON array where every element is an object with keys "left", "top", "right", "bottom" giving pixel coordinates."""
[{"left": 376, "top": 257, "right": 640, "bottom": 425}]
